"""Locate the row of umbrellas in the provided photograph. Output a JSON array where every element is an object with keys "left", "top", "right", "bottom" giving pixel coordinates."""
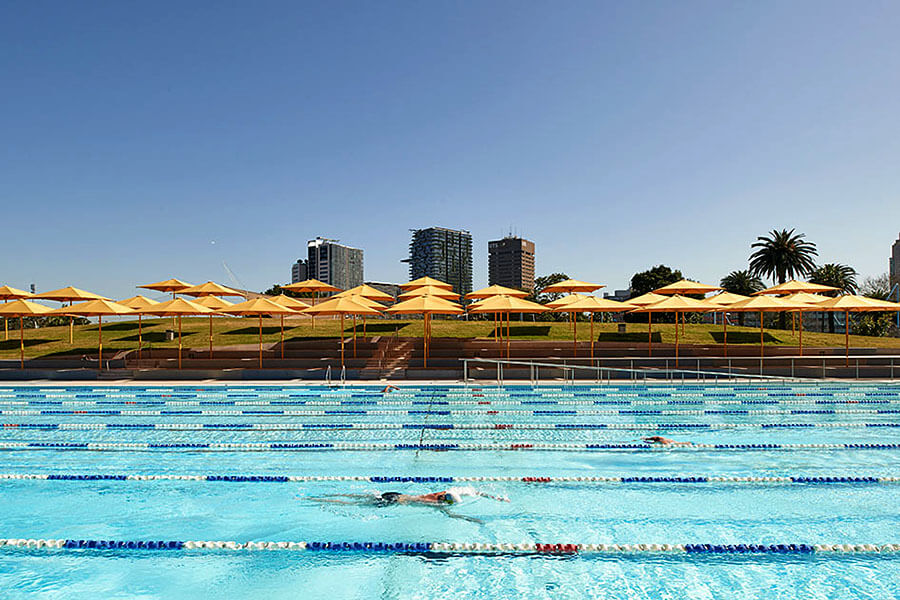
[{"left": 2, "top": 276, "right": 898, "bottom": 370}]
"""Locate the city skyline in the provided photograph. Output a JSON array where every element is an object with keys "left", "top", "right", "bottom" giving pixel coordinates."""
[{"left": 2, "top": 3, "right": 900, "bottom": 300}]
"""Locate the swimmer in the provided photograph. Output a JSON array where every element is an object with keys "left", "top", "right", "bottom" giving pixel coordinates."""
[
  {"left": 308, "top": 487, "right": 509, "bottom": 523},
  {"left": 382, "top": 385, "right": 400, "bottom": 393},
  {"left": 642, "top": 436, "right": 692, "bottom": 446}
]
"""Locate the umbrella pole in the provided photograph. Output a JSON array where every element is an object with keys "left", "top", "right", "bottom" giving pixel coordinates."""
[
  {"left": 281, "top": 315, "right": 285, "bottom": 360},
  {"left": 258, "top": 315, "right": 263, "bottom": 369},
  {"left": 340, "top": 313, "right": 344, "bottom": 369},
  {"left": 423, "top": 313, "right": 428, "bottom": 369},
  {"left": 759, "top": 311, "right": 764, "bottom": 360},
  {"left": 312, "top": 292, "right": 317, "bottom": 331},
  {"left": 675, "top": 311, "right": 679, "bottom": 367},
  {"left": 20, "top": 317, "right": 24, "bottom": 369},
  {"left": 177, "top": 316, "right": 182, "bottom": 370},
  {"left": 572, "top": 311, "right": 577, "bottom": 358},
  {"left": 69, "top": 315, "right": 73, "bottom": 344},
  {"left": 4, "top": 316, "right": 7, "bottom": 341},
  {"left": 363, "top": 316, "right": 367, "bottom": 340},
  {"left": 799, "top": 311, "right": 803, "bottom": 356},
  {"left": 353, "top": 314, "right": 357, "bottom": 358},
  {"left": 648, "top": 312, "right": 652, "bottom": 357},
  {"left": 98, "top": 315, "right": 102, "bottom": 371},
  {"left": 845, "top": 310, "right": 849, "bottom": 367},
  {"left": 723, "top": 312, "right": 728, "bottom": 357},
  {"left": 138, "top": 315, "right": 142, "bottom": 360},
  {"left": 209, "top": 315, "right": 213, "bottom": 359},
  {"left": 506, "top": 312, "right": 510, "bottom": 359},
  {"left": 590, "top": 313, "right": 594, "bottom": 359}
]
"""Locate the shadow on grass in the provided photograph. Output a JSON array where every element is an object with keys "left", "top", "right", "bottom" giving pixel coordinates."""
[
  {"left": 225, "top": 327, "right": 284, "bottom": 336},
  {"left": 709, "top": 332, "right": 782, "bottom": 344},
  {"left": 0, "top": 338, "right": 55, "bottom": 350},
  {"left": 595, "top": 332, "right": 662, "bottom": 343},
  {"left": 346, "top": 323, "right": 410, "bottom": 334},
  {"left": 87, "top": 322, "right": 148, "bottom": 332},
  {"left": 117, "top": 331, "right": 198, "bottom": 343},
  {"left": 489, "top": 326, "right": 552, "bottom": 338}
]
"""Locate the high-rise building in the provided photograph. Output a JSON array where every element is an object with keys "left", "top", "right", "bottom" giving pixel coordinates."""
[
  {"left": 488, "top": 236, "right": 535, "bottom": 291},
  {"left": 290, "top": 259, "right": 308, "bottom": 284},
  {"left": 306, "top": 237, "right": 364, "bottom": 290},
  {"left": 404, "top": 227, "right": 473, "bottom": 296},
  {"left": 891, "top": 233, "right": 900, "bottom": 289},
  {"left": 364, "top": 281, "right": 401, "bottom": 300}
]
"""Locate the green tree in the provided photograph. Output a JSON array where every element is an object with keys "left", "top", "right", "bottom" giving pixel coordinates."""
[
  {"left": 719, "top": 270, "right": 763, "bottom": 326},
  {"left": 809, "top": 263, "right": 858, "bottom": 333},
  {"left": 630, "top": 265, "right": 683, "bottom": 297},
  {"left": 860, "top": 273, "right": 891, "bottom": 300},
  {"left": 527, "top": 273, "right": 570, "bottom": 321},
  {"left": 749, "top": 228, "right": 818, "bottom": 328},
  {"left": 262, "top": 284, "right": 304, "bottom": 298}
]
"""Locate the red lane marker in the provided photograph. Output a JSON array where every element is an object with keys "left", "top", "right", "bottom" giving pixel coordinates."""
[
  {"left": 487, "top": 410, "right": 498, "bottom": 415},
  {"left": 494, "top": 424, "right": 512, "bottom": 429},
  {"left": 478, "top": 401, "right": 490, "bottom": 405},
  {"left": 3, "top": 424, "right": 18, "bottom": 428},
  {"left": 510, "top": 444, "right": 533, "bottom": 450}
]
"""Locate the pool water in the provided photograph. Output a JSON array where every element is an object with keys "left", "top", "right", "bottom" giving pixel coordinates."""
[{"left": 0, "top": 383, "right": 898, "bottom": 599}]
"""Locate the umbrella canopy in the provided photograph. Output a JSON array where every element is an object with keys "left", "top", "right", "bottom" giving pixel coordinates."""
[
  {"left": 219, "top": 298, "right": 303, "bottom": 369},
  {"left": 334, "top": 285, "right": 395, "bottom": 302},
  {"left": 0, "top": 300, "right": 56, "bottom": 368},
  {"left": 268, "top": 294, "right": 311, "bottom": 309},
  {"left": 192, "top": 296, "right": 235, "bottom": 310},
  {"left": 621, "top": 292, "right": 668, "bottom": 307},
  {"left": 282, "top": 279, "right": 341, "bottom": 294},
  {"left": 631, "top": 295, "right": 711, "bottom": 363},
  {"left": 469, "top": 295, "right": 548, "bottom": 358},
  {"left": 400, "top": 276, "right": 453, "bottom": 290},
  {"left": 783, "top": 292, "right": 830, "bottom": 304},
  {"left": 541, "top": 279, "right": 604, "bottom": 294},
  {"left": 753, "top": 279, "right": 840, "bottom": 296},
  {"left": 50, "top": 300, "right": 135, "bottom": 369},
  {"left": 713, "top": 295, "right": 804, "bottom": 359},
  {"left": 137, "top": 278, "right": 193, "bottom": 294},
  {"left": 119, "top": 296, "right": 160, "bottom": 360},
  {"left": 653, "top": 279, "right": 721, "bottom": 295},
  {"left": 551, "top": 295, "right": 631, "bottom": 358},
  {"left": 303, "top": 296, "right": 383, "bottom": 368},
  {"left": 797, "top": 295, "right": 900, "bottom": 364},
  {"left": 178, "top": 281, "right": 244, "bottom": 297},
  {"left": 702, "top": 292, "right": 750, "bottom": 306},
  {"left": 33, "top": 287, "right": 108, "bottom": 302},
  {"left": 397, "top": 286, "right": 460, "bottom": 300},
  {"left": 466, "top": 285, "right": 529, "bottom": 300},
  {"left": 135, "top": 299, "right": 215, "bottom": 369},
  {"left": 544, "top": 293, "right": 590, "bottom": 309},
  {"left": 386, "top": 296, "right": 463, "bottom": 368},
  {"left": 0, "top": 285, "right": 33, "bottom": 341}
]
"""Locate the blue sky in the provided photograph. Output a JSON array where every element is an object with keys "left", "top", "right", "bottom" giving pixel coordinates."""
[{"left": 2, "top": 1, "right": 900, "bottom": 299}]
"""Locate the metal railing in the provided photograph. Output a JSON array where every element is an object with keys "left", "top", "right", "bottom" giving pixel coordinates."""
[{"left": 460, "top": 355, "right": 900, "bottom": 385}]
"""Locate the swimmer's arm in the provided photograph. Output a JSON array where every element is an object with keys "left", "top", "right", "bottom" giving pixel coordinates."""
[{"left": 435, "top": 506, "right": 483, "bottom": 524}]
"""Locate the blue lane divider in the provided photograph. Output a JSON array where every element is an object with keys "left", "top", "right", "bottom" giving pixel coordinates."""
[{"left": 2, "top": 538, "right": 898, "bottom": 555}]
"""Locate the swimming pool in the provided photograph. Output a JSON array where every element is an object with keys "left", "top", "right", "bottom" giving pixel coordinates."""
[{"left": 0, "top": 382, "right": 898, "bottom": 598}]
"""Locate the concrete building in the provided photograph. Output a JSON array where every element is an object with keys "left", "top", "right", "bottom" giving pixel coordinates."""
[
  {"left": 306, "top": 237, "right": 364, "bottom": 290},
  {"left": 290, "top": 259, "right": 308, "bottom": 284},
  {"left": 603, "top": 289, "right": 632, "bottom": 302},
  {"left": 487, "top": 236, "right": 535, "bottom": 292},
  {"left": 365, "top": 281, "right": 402, "bottom": 300},
  {"left": 404, "top": 227, "right": 473, "bottom": 296},
  {"left": 892, "top": 233, "right": 900, "bottom": 290}
]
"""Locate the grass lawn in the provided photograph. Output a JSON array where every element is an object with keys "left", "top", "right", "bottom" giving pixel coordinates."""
[{"left": 1, "top": 316, "right": 899, "bottom": 360}]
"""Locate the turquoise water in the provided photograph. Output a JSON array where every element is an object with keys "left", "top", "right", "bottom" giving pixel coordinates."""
[{"left": 0, "top": 383, "right": 899, "bottom": 598}]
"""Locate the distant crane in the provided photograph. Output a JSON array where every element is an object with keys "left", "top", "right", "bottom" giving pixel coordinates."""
[{"left": 222, "top": 261, "right": 246, "bottom": 291}]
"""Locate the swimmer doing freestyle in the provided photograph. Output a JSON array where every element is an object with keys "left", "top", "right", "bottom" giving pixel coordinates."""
[{"left": 308, "top": 487, "right": 509, "bottom": 523}]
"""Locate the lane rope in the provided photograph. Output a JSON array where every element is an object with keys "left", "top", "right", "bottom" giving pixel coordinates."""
[{"left": 4, "top": 409, "right": 900, "bottom": 417}]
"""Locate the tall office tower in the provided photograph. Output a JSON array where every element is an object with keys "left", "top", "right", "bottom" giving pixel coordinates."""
[
  {"left": 891, "top": 233, "right": 900, "bottom": 290},
  {"left": 405, "top": 227, "right": 473, "bottom": 296},
  {"left": 488, "top": 236, "right": 535, "bottom": 292},
  {"left": 306, "top": 237, "right": 364, "bottom": 290},
  {"left": 290, "top": 259, "right": 308, "bottom": 284}
]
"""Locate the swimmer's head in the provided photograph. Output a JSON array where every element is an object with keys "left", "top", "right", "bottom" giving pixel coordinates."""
[{"left": 438, "top": 492, "right": 461, "bottom": 504}]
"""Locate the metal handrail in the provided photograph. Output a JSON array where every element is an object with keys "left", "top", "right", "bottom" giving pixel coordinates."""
[{"left": 325, "top": 365, "right": 332, "bottom": 385}]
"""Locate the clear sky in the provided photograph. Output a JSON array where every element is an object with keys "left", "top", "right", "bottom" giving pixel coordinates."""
[{"left": 2, "top": 1, "right": 900, "bottom": 299}]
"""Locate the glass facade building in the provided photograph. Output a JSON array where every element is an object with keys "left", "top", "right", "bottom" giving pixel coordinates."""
[{"left": 405, "top": 227, "right": 473, "bottom": 296}]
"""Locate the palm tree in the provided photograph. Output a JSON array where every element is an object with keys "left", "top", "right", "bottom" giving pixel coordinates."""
[
  {"left": 809, "top": 263, "right": 858, "bottom": 333},
  {"left": 749, "top": 228, "right": 818, "bottom": 328},
  {"left": 720, "top": 270, "right": 763, "bottom": 326}
]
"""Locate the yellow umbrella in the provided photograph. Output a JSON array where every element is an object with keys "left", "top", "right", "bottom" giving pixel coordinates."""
[
  {"left": 385, "top": 296, "right": 463, "bottom": 368},
  {"left": 622, "top": 292, "right": 668, "bottom": 307},
  {"left": 50, "top": 299, "right": 135, "bottom": 369},
  {"left": 335, "top": 294, "right": 386, "bottom": 342},
  {"left": 135, "top": 298, "right": 215, "bottom": 369},
  {"left": 400, "top": 276, "right": 454, "bottom": 290},
  {"left": 397, "top": 286, "right": 461, "bottom": 300},
  {"left": 468, "top": 295, "right": 547, "bottom": 358},
  {"left": 630, "top": 295, "right": 709, "bottom": 364},
  {"left": 119, "top": 295, "right": 160, "bottom": 360},
  {"left": 542, "top": 279, "right": 604, "bottom": 294},
  {"left": 700, "top": 292, "right": 749, "bottom": 356},
  {"left": 137, "top": 278, "right": 193, "bottom": 330},
  {"left": 178, "top": 281, "right": 245, "bottom": 298},
  {"left": 0, "top": 300, "right": 55, "bottom": 368},
  {"left": 334, "top": 285, "right": 395, "bottom": 302},
  {"left": 466, "top": 285, "right": 529, "bottom": 300},
  {"left": 801, "top": 295, "right": 900, "bottom": 365},
  {"left": 282, "top": 279, "right": 342, "bottom": 331},
  {"left": 304, "top": 296, "right": 383, "bottom": 368},
  {"left": 653, "top": 279, "right": 721, "bottom": 295},
  {"left": 717, "top": 295, "right": 801, "bottom": 360},
  {"left": 32, "top": 287, "right": 108, "bottom": 344},
  {"left": 267, "top": 294, "right": 312, "bottom": 358},
  {"left": 753, "top": 279, "right": 840, "bottom": 296},
  {"left": 0, "top": 285, "right": 33, "bottom": 341},
  {"left": 218, "top": 298, "right": 302, "bottom": 369},
  {"left": 191, "top": 296, "right": 236, "bottom": 358},
  {"left": 551, "top": 295, "right": 631, "bottom": 358}
]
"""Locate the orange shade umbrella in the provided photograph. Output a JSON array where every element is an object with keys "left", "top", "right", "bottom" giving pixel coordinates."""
[
  {"left": 334, "top": 285, "right": 394, "bottom": 302},
  {"left": 653, "top": 279, "right": 721, "bottom": 295},
  {"left": 282, "top": 279, "right": 342, "bottom": 331},
  {"left": 191, "top": 296, "right": 236, "bottom": 358},
  {"left": 50, "top": 299, "right": 135, "bottom": 369},
  {"left": 469, "top": 295, "right": 547, "bottom": 358},
  {"left": 178, "top": 281, "right": 245, "bottom": 298},
  {"left": 753, "top": 280, "right": 840, "bottom": 296},
  {"left": 385, "top": 296, "right": 463, "bottom": 368},
  {"left": 218, "top": 298, "right": 302, "bottom": 369},
  {"left": 715, "top": 295, "right": 802, "bottom": 360},
  {"left": 630, "top": 295, "right": 710, "bottom": 363},
  {"left": 119, "top": 295, "right": 159, "bottom": 360},
  {"left": 621, "top": 292, "right": 668, "bottom": 307},
  {"left": 397, "top": 286, "right": 461, "bottom": 300},
  {"left": 0, "top": 285, "right": 33, "bottom": 341},
  {"left": 263, "top": 295, "right": 311, "bottom": 358},
  {"left": 551, "top": 295, "right": 631, "bottom": 358},
  {"left": 304, "top": 296, "right": 383, "bottom": 368},
  {"left": 135, "top": 299, "right": 215, "bottom": 369},
  {"left": 0, "top": 300, "right": 56, "bottom": 368},
  {"left": 33, "top": 287, "right": 109, "bottom": 344},
  {"left": 466, "top": 285, "right": 529, "bottom": 300},
  {"left": 799, "top": 295, "right": 900, "bottom": 364},
  {"left": 541, "top": 279, "right": 604, "bottom": 294},
  {"left": 400, "top": 276, "right": 454, "bottom": 290}
]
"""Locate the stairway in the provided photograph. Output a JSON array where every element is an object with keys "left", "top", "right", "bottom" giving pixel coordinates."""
[{"left": 358, "top": 337, "right": 416, "bottom": 380}]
